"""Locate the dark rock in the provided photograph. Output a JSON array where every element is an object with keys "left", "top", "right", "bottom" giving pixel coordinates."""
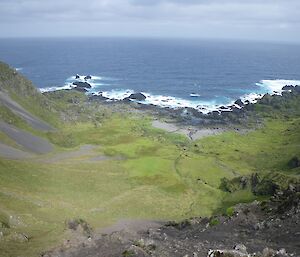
[
  {"left": 234, "top": 99, "right": 244, "bottom": 107},
  {"left": 219, "top": 106, "right": 228, "bottom": 110},
  {"left": 72, "top": 87, "right": 87, "bottom": 93},
  {"left": 259, "top": 94, "right": 273, "bottom": 105},
  {"left": 282, "top": 85, "right": 294, "bottom": 91},
  {"left": 75, "top": 74, "right": 80, "bottom": 79},
  {"left": 84, "top": 75, "right": 92, "bottom": 80},
  {"left": 125, "top": 93, "right": 146, "bottom": 101},
  {"left": 288, "top": 156, "right": 300, "bottom": 169},
  {"left": 252, "top": 179, "right": 278, "bottom": 196},
  {"left": 250, "top": 173, "right": 260, "bottom": 188},
  {"left": 73, "top": 81, "right": 92, "bottom": 89},
  {"left": 66, "top": 219, "right": 92, "bottom": 235}
]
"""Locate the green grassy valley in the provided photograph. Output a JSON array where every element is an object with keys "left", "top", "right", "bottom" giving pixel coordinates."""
[{"left": 0, "top": 62, "right": 299, "bottom": 257}]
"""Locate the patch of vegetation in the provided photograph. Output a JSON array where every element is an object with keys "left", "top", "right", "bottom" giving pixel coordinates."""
[
  {"left": 209, "top": 217, "right": 220, "bottom": 226},
  {"left": 122, "top": 250, "right": 135, "bottom": 257},
  {"left": 225, "top": 206, "right": 235, "bottom": 217}
]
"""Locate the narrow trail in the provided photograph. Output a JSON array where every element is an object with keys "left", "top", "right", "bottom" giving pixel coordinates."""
[{"left": 0, "top": 91, "right": 54, "bottom": 131}]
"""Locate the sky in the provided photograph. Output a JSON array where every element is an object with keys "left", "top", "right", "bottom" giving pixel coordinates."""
[{"left": 0, "top": 0, "right": 300, "bottom": 42}]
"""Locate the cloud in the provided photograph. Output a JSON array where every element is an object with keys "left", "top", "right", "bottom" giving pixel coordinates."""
[{"left": 0, "top": 0, "right": 299, "bottom": 41}]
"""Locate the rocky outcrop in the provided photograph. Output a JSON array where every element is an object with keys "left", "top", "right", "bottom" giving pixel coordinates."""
[
  {"left": 43, "top": 183, "right": 299, "bottom": 257},
  {"left": 73, "top": 82, "right": 92, "bottom": 89},
  {"left": 125, "top": 93, "right": 147, "bottom": 101}
]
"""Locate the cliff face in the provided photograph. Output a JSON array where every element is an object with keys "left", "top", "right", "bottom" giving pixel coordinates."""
[{"left": 43, "top": 184, "right": 300, "bottom": 257}]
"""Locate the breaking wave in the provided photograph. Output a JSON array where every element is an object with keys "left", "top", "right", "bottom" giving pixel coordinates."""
[{"left": 40, "top": 77, "right": 300, "bottom": 114}]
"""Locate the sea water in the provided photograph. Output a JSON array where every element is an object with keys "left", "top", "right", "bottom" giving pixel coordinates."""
[{"left": 0, "top": 37, "right": 299, "bottom": 112}]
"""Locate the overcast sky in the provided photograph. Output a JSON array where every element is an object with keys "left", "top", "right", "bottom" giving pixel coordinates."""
[{"left": 1, "top": 0, "right": 300, "bottom": 42}]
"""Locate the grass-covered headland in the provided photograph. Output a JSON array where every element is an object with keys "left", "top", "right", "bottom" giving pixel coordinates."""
[{"left": 0, "top": 62, "right": 299, "bottom": 257}]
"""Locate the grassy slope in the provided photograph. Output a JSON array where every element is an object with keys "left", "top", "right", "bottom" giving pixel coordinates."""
[
  {"left": 0, "top": 62, "right": 59, "bottom": 128},
  {"left": 0, "top": 113, "right": 299, "bottom": 257},
  {"left": 0, "top": 63, "right": 299, "bottom": 257}
]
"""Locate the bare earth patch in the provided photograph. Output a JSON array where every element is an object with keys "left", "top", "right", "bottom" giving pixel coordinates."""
[{"left": 152, "top": 120, "right": 225, "bottom": 140}]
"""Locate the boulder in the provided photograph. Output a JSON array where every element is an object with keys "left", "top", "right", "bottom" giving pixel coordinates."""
[
  {"left": 75, "top": 74, "right": 80, "bottom": 79},
  {"left": 84, "top": 75, "right": 92, "bottom": 80},
  {"left": 126, "top": 93, "right": 146, "bottom": 101},
  {"left": 72, "top": 81, "right": 92, "bottom": 89},
  {"left": 288, "top": 156, "right": 300, "bottom": 169},
  {"left": 234, "top": 99, "right": 244, "bottom": 107}
]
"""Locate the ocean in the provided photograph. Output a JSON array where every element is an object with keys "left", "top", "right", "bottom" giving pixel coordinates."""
[{"left": 0, "top": 37, "right": 300, "bottom": 113}]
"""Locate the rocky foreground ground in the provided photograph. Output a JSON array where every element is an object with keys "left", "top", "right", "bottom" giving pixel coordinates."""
[{"left": 42, "top": 184, "right": 300, "bottom": 257}]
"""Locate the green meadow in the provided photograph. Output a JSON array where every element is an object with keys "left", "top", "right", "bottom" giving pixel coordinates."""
[
  {"left": 0, "top": 112, "right": 299, "bottom": 257},
  {"left": 0, "top": 62, "right": 299, "bottom": 257}
]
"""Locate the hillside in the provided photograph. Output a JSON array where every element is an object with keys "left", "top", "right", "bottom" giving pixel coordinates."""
[{"left": 0, "top": 63, "right": 299, "bottom": 257}]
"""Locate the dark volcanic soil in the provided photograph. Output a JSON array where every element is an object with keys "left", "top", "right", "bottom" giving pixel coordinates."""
[{"left": 43, "top": 185, "right": 300, "bottom": 257}]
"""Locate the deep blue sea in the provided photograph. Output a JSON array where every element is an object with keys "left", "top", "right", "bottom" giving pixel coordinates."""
[{"left": 0, "top": 38, "right": 300, "bottom": 112}]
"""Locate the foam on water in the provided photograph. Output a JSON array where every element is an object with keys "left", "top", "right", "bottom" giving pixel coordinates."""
[
  {"left": 256, "top": 79, "right": 300, "bottom": 95},
  {"left": 40, "top": 77, "right": 300, "bottom": 114},
  {"left": 100, "top": 89, "right": 134, "bottom": 100}
]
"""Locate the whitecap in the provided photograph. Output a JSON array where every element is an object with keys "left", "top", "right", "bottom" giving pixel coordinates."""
[
  {"left": 39, "top": 84, "right": 75, "bottom": 93},
  {"left": 99, "top": 89, "right": 134, "bottom": 100},
  {"left": 256, "top": 79, "right": 300, "bottom": 95},
  {"left": 40, "top": 77, "right": 300, "bottom": 114}
]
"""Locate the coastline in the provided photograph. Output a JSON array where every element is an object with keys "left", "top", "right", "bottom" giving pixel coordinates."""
[{"left": 41, "top": 76, "right": 300, "bottom": 117}]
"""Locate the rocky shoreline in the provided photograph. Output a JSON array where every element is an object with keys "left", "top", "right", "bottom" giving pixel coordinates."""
[{"left": 85, "top": 84, "right": 300, "bottom": 127}]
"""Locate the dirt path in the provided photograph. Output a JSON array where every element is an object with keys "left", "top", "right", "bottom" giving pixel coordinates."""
[
  {"left": 41, "top": 145, "right": 121, "bottom": 163},
  {"left": 0, "top": 121, "right": 53, "bottom": 154},
  {"left": 0, "top": 91, "right": 54, "bottom": 131},
  {"left": 43, "top": 145, "right": 97, "bottom": 163},
  {"left": 0, "top": 142, "right": 34, "bottom": 159}
]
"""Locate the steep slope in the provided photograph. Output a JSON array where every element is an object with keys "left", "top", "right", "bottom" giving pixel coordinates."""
[
  {"left": 0, "top": 63, "right": 55, "bottom": 159},
  {"left": 0, "top": 62, "right": 57, "bottom": 130}
]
